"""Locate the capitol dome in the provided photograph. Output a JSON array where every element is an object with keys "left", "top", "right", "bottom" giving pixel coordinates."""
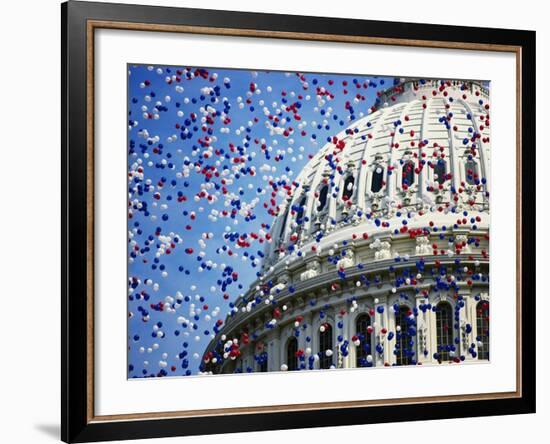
[{"left": 203, "top": 79, "right": 491, "bottom": 373}]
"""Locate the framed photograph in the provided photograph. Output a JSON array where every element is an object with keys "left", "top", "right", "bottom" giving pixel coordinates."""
[{"left": 62, "top": 1, "right": 536, "bottom": 442}]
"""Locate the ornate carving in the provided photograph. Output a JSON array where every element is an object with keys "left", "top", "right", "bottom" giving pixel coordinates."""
[
  {"left": 460, "top": 320, "right": 470, "bottom": 351},
  {"left": 454, "top": 234, "right": 471, "bottom": 253},
  {"left": 415, "top": 236, "right": 431, "bottom": 255},
  {"left": 370, "top": 238, "right": 392, "bottom": 261},
  {"left": 300, "top": 260, "right": 321, "bottom": 281},
  {"left": 336, "top": 249, "right": 354, "bottom": 269},
  {"left": 457, "top": 183, "right": 485, "bottom": 211},
  {"left": 269, "top": 282, "right": 286, "bottom": 295},
  {"left": 337, "top": 346, "right": 344, "bottom": 369},
  {"left": 417, "top": 325, "right": 428, "bottom": 353},
  {"left": 397, "top": 184, "right": 418, "bottom": 206},
  {"left": 431, "top": 181, "right": 450, "bottom": 204},
  {"left": 278, "top": 270, "right": 291, "bottom": 286}
]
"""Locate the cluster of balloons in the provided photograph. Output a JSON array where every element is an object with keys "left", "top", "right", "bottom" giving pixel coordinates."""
[{"left": 127, "top": 65, "right": 490, "bottom": 377}]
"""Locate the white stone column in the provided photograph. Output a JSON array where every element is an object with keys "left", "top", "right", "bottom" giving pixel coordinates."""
[
  {"left": 327, "top": 177, "right": 338, "bottom": 229},
  {"left": 461, "top": 291, "right": 478, "bottom": 362},
  {"left": 415, "top": 294, "right": 430, "bottom": 364},
  {"left": 311, "top": 310, "right": 320, "bottom": 370},
  {"left": 387, "top": 102, "right": 416, "bottom": 203},
  {"left": 374, "top": 296, "right": 389, "bottom": 366},
  {"left": 448, "top": 109, "right": 461, "bottom": 192},
  {"left": 279, "top": 328, "right": 287, "bottom": 369},
  {"left": 328, "top": 308, "right": 337, "bottom": 369},
  {"left": 386, "top": 301, "right": 396, "bottom": 366},
  {"left": 461, "top": 100, "right": 491, "bottom": 199},
  {"left": 349, "top": 312, "right": 357, "bottom": 369},
  {"left": 301, "top": 311, "right": 313, "bottom": 365},
  {"left": 268, "top": 330, "right": 281, "bottom": 371},
  {"left": 427, "top": 301, "right": 438, "bottom": 365},
  {"left": 336, "top": 304, "right": 350, "bottom": 369},
  {"left": 418, "top": 95, "right": 431, "bottom": 205}
]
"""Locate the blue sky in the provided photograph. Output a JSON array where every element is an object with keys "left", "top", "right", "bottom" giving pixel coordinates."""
[{"left": 127, "top": 64, "right": 398, "bottom": 377}]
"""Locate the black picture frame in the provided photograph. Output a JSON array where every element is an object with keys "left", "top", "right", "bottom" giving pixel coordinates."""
[{"left": 62, "top": 1, "right": 536, "bottom": 442}]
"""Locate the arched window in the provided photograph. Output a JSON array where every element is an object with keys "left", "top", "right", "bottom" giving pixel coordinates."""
[
  {"left": 465, "top": 159, "right": 479, "bottom": 185},
  {"left": 255, "top": 352, "right": 267, "bottom": 373},
  {"left": 278, "top": 207, "right": 289, "bottom": 239},
  {"left": 296, "top": 196, "right": 307, "bottom": 222},
  {"left": 371, "top": 165, "right": 384, "bottom": 193},
  {"left": 434, "top": 159, "right": 447, "bottom": 184},
  {"left": 319, "top": 323, "right": 333, "bottom": 369},
  {"left": 402, "top": 161, "right": 415, "bottom": 187},
  {"left": 342, "top": 175, "right": 355, "bottom": 201},
  {"left": 317, "top": 185, "right": 329, "bottom": 212},
  {"left": 258, "top": 351, "right": 268, "bottom": 372},
  {"left": 436, "top": 301, "right": 453, "bottom": 362},
  {"left": 476, "top": 301, "right": 490, "bottom": 360},
  {"left": 396, "top": 306, "right": 413, "bottom": 366},
  {"left": 286, "top": 337, "right": 298, "bottom": 371},
  {"left": 355, "top": 314, "right": 372, "bottom": 367}
]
